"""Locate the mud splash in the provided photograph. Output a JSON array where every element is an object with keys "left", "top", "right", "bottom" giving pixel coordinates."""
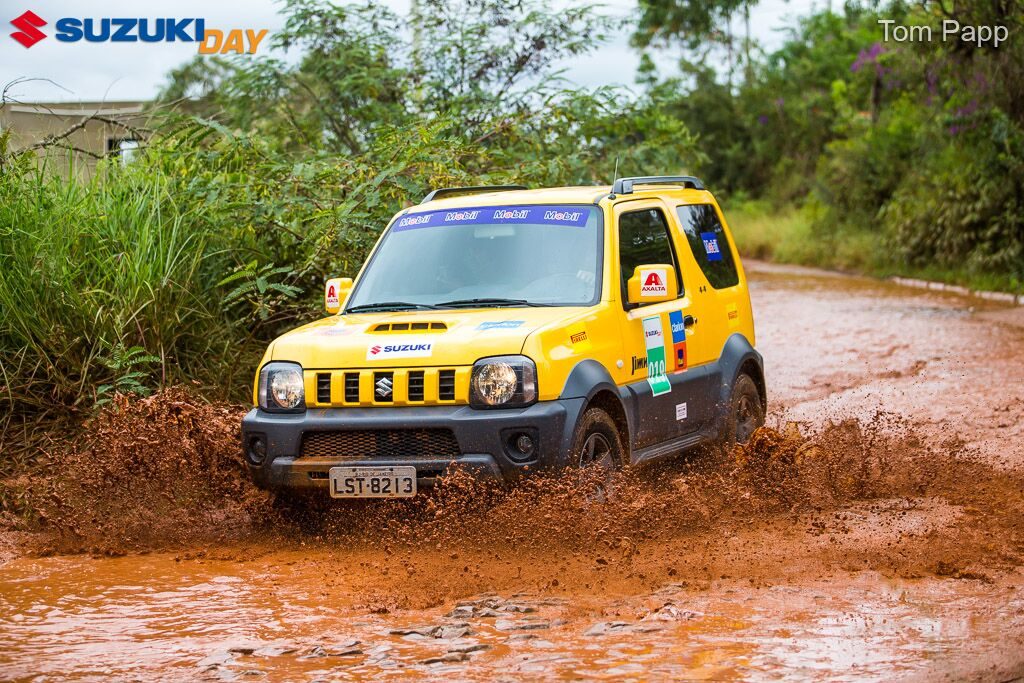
[
  {"left": 17, "top": 390, "right": 1024, "bottom": 595},
  {"left": 21, "top": 388, "right": 269, "bottom": 555}
]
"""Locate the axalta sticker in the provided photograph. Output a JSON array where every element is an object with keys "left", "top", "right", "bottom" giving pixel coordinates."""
[
  {"left": 640, "top": 268, "right": 668, "bottom": 297},
  {"left": 727, "top": 304, "right": 739, "bottom": 321},
  {"left": 675, "top": 403, "right": 688, "bottom": 421},
  {"left": 701, "top": 232, "right": 723, "bottom": 262},
  {"left": 668, "top": 310, "right": 687, "bottom": 372},
  {"left": 366, "top": 340, "right": 434, "bottom": 360},
  {"left": 476, "top": 320, "right": 525, "bottom": 330},
  {"left": 641, "top": 315, "right": 671, "bottom": 396},
  {"left": 324, "top": 277, "right": 341, "bottom": 310}
]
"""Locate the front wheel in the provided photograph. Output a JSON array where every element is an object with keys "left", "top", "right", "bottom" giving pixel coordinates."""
[
  {"left": 722, "top": 374, "right": 765, "bottom": 446},
  {"left": 571, "top": 407, "right": 625, "bottom": 472}
]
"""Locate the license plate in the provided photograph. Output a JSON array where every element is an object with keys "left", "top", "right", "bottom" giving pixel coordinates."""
[{"left": 328, "top": 466, "right": 417, "bottom": 498}]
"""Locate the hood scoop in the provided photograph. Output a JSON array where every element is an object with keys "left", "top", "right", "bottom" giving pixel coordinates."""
[{"left": 371, "top": 321, "right": 447, "bottom": 333}]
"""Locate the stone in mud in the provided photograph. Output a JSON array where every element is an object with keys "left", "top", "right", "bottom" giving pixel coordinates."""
[
  {"left": 446, "top": 605, "right": 475, "bottom": 618},
  {"left": 505, "top": 633, "right": 537, "bottom": 642},
  {"left": 584, "top": 621, "right": 631, "bottom": 636},
  {"left": 389, "top": 625, "right": 438, "bottom": 637},
  {"left": 390, "top": 623, "right": 472, "bottom": 639},
  {"left": 499, "top": 603, "right": 537, "bottom": 613},
  {"left": 302, "top": 645, "right": 328, "bottom": 658},
  {"left": 447, "top": 643, "right": 490, "bottom": 654},
  {"left": 641, "top": 603, "right": 702, "bottom": 621},
  {"left": 496, "top": 619, "right": 551, "bottom": 631},
  {"left": 435, "top": 624, "right": 472, "bottom": 639},
  {"left": 585, "top": 620, "right": 664, "bottom": 636},
  {"left": 228, "top": 646, "right": 258, "bottom": 655},
  {"left": 422, "top": 652, "right": 470, "bottom": 664}
]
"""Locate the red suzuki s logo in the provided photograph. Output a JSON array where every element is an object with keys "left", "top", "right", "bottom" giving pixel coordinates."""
[{"left": 11, "top": 10, "right": 46, "bottom": 47}]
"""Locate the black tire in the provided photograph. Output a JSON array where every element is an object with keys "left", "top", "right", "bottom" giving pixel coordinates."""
[
  {"left": 722, "top": 374, "right": 765, "bottom": 446},
  {"left": 570, "top": 407, "right": 625, "bottom": 471}
]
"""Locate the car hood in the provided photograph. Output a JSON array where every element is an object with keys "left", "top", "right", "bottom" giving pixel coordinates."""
[{"left": 271, "top": 307, "right": 587, "bottom": 368}]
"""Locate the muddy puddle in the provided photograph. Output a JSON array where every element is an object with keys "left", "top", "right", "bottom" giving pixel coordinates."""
[
  {"left": 2, "top": 554, "right": 1021, "bottom": 681},
  {"left": 2, "top": 263, "right": 1024, "bottom": 681}
]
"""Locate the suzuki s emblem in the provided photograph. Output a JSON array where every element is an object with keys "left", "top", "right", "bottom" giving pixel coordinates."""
[
  {"left": 369, "top": 345, "right": 381, "bottom": 356},
  {"left": 375, "top": 375, "right": 393, "bottom": 400},
  {"left": 11, "top": 10, "right": 46, "bottom": 47}
]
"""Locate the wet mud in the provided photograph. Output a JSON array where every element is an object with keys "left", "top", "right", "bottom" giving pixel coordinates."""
[{"left": 2, "top": 262, "right": 1024, "bottom": 681}]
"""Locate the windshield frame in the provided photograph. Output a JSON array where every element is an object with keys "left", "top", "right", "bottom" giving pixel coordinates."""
[{"left": 343, "top": 203, "right": 605, "bottom": 313}]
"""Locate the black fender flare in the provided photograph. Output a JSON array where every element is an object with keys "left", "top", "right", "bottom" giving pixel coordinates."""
[
  {"left": 714, "top": 333, "right": 766, "bottom": 429},
  {"left": 557, "top": 359, "right": 633, "bottom": 456}
]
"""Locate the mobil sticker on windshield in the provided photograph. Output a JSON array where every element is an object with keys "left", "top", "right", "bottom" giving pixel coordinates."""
[{"left": 393, "top": 205, "right": 591, "bottom": 231}]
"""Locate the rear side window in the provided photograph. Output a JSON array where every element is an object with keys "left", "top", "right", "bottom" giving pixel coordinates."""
[
  {"left": 618, "top": 208, "right": 682, "bottom": 296},
  {"left": 676, "top": 204, "right": 739, "bottom": 289}
]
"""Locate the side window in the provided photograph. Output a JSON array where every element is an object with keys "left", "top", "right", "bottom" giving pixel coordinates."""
[
  {"left": 618, "top": 208, "right": 682, "bottom": 299},
  {"left": 676, "top": 204, "right": 739, "bottom": 289}
]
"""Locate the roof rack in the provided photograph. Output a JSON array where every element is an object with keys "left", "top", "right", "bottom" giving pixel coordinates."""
[
  {"left": 611, "top": 176, "right": 705, "bottom": 195},
  {"left": 421, "top": 185, "right": 528, "bottom": 204}
]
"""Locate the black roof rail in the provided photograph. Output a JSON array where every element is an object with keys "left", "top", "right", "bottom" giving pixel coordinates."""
[
  {"left": 420, "top": 185, "right": 528, "bottom": 204},
  {"left": 611, "top": 176, "right": 705, "bottom": 195}
]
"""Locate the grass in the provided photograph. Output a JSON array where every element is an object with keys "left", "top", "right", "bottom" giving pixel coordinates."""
[{"left": 726, "top": 200, "right": 1023, "bottom": 295}]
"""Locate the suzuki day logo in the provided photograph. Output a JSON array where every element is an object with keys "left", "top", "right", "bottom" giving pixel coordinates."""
[
  {"left": 640, "top": 269, "right": 668, "bottom": 297},
  {"left": 8, "top": 10, "right": 267, "bottom": 53}
]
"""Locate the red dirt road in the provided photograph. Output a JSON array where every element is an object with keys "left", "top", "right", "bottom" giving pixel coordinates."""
[{"left": 1, "top": 262, "right": 1023, "bottom": 682}]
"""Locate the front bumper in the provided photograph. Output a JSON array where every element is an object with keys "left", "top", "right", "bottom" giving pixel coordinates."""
[{"left": 241, "top": 399, "right": 586, "bottom": 490}]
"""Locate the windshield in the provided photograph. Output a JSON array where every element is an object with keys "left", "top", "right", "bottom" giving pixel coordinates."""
[{"left": 345, "top": 204, "right": 602, "bottom": 311}]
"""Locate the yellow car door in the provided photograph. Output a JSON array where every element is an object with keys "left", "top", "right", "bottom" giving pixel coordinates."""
[{"left": 612, "top": 200, "right": 715, "bottom": 451}]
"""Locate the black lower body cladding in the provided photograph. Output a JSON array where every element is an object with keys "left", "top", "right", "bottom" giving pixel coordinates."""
[{"left": 242, "top": 400, "right": 586, "bottom": 490}]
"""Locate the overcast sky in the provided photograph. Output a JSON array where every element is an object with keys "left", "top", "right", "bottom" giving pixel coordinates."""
[{"left": 1, "top": 0, "right": 818, "bottom": 103}]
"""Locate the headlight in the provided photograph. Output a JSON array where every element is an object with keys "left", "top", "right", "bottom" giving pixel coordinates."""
[
  {"left": 470, "top": 355, "right": 537, "bottom": 408},
  {"left": 258, "top": 362, "right": 305, "bottom": 412}
]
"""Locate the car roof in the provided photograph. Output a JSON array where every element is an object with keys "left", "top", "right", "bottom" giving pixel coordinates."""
[{"left": 413, "top": 185, "right": 713, "bottom": 210}]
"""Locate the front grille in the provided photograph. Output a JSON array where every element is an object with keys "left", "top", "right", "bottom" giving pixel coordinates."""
[
  {"left": 344, "top": 372, "right": 360, "bottom": 402},
  {"left": 301, "top": 429, "right": 461, "bottom": 460},
  {"left": 408, "top": 370, "right": 425, "bottom": 402},
  {"left": 316, "top": 373, "right": 331, "bottom": 403},
  {"left": 312, "top": 367, "right": 464, "bottom": 405},
  {"left": 438, "top": 370, "right": 456, "bottom": 401}
]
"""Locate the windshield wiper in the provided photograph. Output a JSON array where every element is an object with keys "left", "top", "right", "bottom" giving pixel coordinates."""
[
  {"left": 435, "top": 297, "right": 554, "bottom": 308},
  {"left": 345, "top": 301, "right": 442, "bottom": 313}
]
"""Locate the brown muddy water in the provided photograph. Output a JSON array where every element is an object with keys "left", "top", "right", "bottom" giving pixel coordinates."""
[{"left": 2, "top": 262, "right": 1024, "bottom": 681}]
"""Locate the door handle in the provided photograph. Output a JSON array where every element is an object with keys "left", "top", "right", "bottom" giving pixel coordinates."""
[{"left": 683, "top": 315, "right": 697, "bottom": 327}]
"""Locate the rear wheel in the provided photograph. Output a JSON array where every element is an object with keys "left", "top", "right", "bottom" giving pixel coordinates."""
[{"left": 722, "top": 374, "right": 765, "bottom": 446}]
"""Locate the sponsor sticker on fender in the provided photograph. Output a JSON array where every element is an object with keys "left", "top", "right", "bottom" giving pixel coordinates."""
[
  {"left": 366, "top": 339, "right": 434, "bottom": 360},
  {"left": 668, "top": 309, "right": 687, "bottom": 371},
  {"left": 642, "top": 315, "right": 671, "bottom": 396},
  {"left": 640, "top": 269, "right": 668, "bottom": 297},
  {"left": 567, "top": 322, "right": 592, "bottom": 352}
]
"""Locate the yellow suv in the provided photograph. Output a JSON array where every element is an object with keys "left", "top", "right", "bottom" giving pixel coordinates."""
[{"left": 242, "top": 177, "right": 765, "bottom": 498}]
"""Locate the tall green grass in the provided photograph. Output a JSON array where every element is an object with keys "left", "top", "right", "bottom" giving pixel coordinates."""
[
  {"left": 0, "top": 153, "right": 244, "bottom": 472},
  {"left": 725, "top": 199, "right": 1022, "bottom": 293}
]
